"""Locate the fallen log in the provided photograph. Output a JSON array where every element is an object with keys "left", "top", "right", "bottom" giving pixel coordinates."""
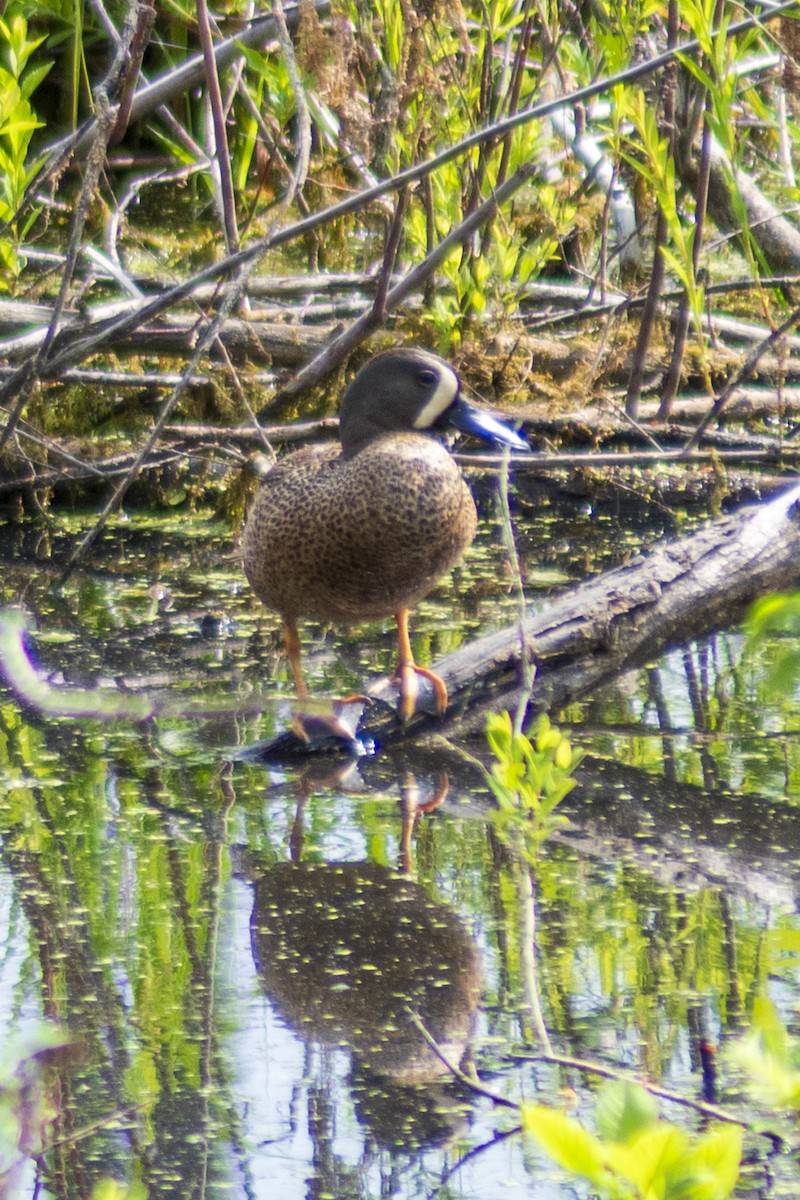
[
  {"left": 520, "top": 389, "right": 800, "bottom": 434},
  {"left": 363, "top": 481, "right": 800, "bottom": 742}
]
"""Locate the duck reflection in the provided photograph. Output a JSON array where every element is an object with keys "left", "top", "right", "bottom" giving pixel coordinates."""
[{"left": 250, "top": 860, "right": 481, "bottom": 1139}]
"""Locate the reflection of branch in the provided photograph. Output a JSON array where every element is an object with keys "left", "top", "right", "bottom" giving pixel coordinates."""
[
  {"left": 409, "top": 1008, "right": 748, "bottom": 1128},
  {"left": 428, "top": 1126, "right": 521, "bottom": 1200},
  {"left": 498, "top": 448, "right": 535, "bottom": 736},
  {"left": 517, "top": 863, "right": 552, "bottom": 1054},
  {"left": 517, "top": 1050, "right": 747, "bottom": 1127},
  {"left": 0, "top": 610, "right": 155, "bottom": 720},
  {"left": 406, "top": 1009, "right": 519, "bottom": 1110},
  {"left": 44, "top": 1102, "right": 149, "bottom": 1152},
  {"left": 0, "top": 608, "right": 270, "bottom": 721}
]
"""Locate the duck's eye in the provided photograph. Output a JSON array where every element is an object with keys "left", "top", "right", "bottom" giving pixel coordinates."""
[{"left": 418, "top": 368, "right": 438, "bottom": 386}]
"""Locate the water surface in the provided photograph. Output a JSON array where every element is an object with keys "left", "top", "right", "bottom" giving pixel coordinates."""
[{"left": 0, "top": 482, "right": 798, "bottom": 1198}]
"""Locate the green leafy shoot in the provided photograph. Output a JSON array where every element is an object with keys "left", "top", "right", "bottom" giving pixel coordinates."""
[
  {"left": 485, "top": 712, "right": 583, "bottom": 859},
  {"left": 524, "top": 1079, "right": 742, "bottom": 1200},
  {"left": 0, "top": 13, "right": 52, "bottom": 285},
  {"left": 745, "top": 591, "right": 800, "bottom": 699}
]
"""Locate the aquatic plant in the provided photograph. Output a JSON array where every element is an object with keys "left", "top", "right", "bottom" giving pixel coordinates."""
[
  {"left": 485, "top": 710, "right": 583, "bottom": 860},
  {"left": 0, "top": 12, "right": 51, "bottom": 287},
  {"left": 524, "top": 1079, "right": 742, "bottom": 1200}
]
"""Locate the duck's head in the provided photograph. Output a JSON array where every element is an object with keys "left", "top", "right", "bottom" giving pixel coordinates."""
[{"left": 339, "top": 347, "right": 528, "bottom": 458}]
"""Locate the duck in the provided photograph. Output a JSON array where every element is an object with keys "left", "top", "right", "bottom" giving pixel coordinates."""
[{"left": 242, "top": 347, "right": 527, "bottom": 726}]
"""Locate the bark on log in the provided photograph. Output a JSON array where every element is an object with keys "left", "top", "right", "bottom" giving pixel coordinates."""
[
  {"left": 704, "top": 140, "right": 800, "bottom": 275},
  {"left": 363, "top": 483, "right": 800, "bottom": 741}
]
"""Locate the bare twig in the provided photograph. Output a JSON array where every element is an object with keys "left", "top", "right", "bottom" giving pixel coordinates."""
[
  {"left": 519, "top": 1050, "right": 747, "bottom": 1126},
  {"left": 683, "top": 299, "right": 800, "bottom": 451},
  {"left": 197, "top": 0, "right": 240, "bottom": 253},
  {"left": 625, "top": 203, "right": 668, "bottom": 418},
  {"left": 659, "top": 0, "right": 716, "bottom": 416},
  {"left": 462, "top": 445, "right": 800, "bottom": 468},
  {"left": 109, "top": 0, "right": 155, "bottom": 145},
  {"left": 372, "top": 188, "right": 407, "bottom": 322},
  {"left": 7, "top": 2, "right": 793, "bottom": 386},
  {"left": 271, "top": 0, "right": 311, "bottom": 201},
  {"left": 26, "top": 5, "right": 330, "bottom": 184},
  {"left": 626, "top": 7, "right": 678, "bottom": 417},
  {"left": 61, "top": 266, "right": 258, "bottom": 572},
  {"left": 0, "top": 0, "right": 145, "bottom": 455}
]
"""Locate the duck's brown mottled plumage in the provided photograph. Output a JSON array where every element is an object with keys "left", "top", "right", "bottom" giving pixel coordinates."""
[
  {"left": 243, "top": 432, "right": 476, "bottom": 625},
  {"left": 242, "top": 347, "right": 525, "bottom": 722}
]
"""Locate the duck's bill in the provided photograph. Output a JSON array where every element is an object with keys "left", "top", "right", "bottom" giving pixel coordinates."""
[{"left": 446, "top": 397, "right": 529, "bottom": 451}]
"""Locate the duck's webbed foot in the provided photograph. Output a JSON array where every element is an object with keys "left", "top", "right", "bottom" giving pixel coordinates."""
[
  {"left": 391, "top": 661, "right": 448, "bottom": 724},
  {"left": 384, "top": 607, "right": 448, "bottom": 724}
]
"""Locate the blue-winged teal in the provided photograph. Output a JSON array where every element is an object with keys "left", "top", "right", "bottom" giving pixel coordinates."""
[{"left": 243, "top": 347, "right": 527, "bottom": 722}]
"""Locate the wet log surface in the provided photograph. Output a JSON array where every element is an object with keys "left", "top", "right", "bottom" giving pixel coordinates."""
[{"left": 362, "top": 481, "right": 800, "bottom": 743}]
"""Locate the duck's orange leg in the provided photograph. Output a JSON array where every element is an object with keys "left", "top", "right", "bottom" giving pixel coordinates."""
[
  {"left": 284, "top": 620, "right": 368, "bottom": 749},
  {"left": 392, "top": 607, "right": 448, "bottom": 723},
  {"left": 284, "top": 620, "right": 310, "bottom": 701}
]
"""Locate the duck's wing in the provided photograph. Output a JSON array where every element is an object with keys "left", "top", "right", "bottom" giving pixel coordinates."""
[{"left": 257, "top": 442, "right": 340, "bottom": 489}]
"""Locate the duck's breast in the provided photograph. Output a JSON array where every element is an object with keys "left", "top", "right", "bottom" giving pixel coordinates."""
[{"left": 243, "top": 434, "right": 477, "bottom": 623}]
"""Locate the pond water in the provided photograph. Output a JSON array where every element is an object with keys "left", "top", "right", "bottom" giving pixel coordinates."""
[{"left": 0, "top": 473, "right": 799, "bottom": 1199}]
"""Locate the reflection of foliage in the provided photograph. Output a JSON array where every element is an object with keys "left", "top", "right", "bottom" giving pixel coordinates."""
[
  {"left": 0, "top": 684, "right": 789, "bottom": 1193},
  {"left": 524, "top": 1079, "right": 741, "bottom": 1200},
  {"left": 533, "top": 869, "right": 744, "bottom": 1063},
  {"left": 484, "top": 710, "right": 740, "bottom": 1196},
  {"left": 2, "top": 510, "right": 800, "bottom": 1192},
  {"left": 91, "top": 1180, "right": 147, "bottom": 1200},
  {"left": 0, "top": 703, "right": 237, "bottom": 1196}
]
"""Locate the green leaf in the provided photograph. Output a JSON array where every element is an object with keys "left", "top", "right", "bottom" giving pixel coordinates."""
[
  {"left": 596, "top": 1080, "right": 658, "bottom": 1143},
  {"left": 730, "top": 1004, "right": 800, "bottom": 1108},
  {"left": 671, "top": 1125, "right": 742, "bottom": 1200},
  {"left": 19, "top": 60, "right": 52, "bottom": 101},
  {"left": 521, "top": 1103, "right": 613, "bottom": 1188},
  {"left": 605, "top": 1121, "right": 687, "bottom": 1195}
]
